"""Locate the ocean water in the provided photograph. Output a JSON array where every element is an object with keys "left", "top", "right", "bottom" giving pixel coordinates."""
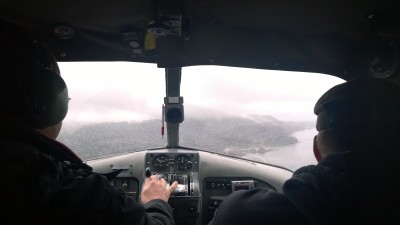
[{"left": 243, "top": 128, "right": 318, "bottom": 171}]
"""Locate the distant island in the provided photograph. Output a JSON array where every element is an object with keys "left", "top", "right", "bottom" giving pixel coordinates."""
[{"left": 58, "top": 115, "right": 314, "bottom": 160}]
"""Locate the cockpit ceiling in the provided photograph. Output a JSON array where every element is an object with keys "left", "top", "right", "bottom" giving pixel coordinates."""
[{"left": 1, "top": 0, "right": 400, "bottom": 79}]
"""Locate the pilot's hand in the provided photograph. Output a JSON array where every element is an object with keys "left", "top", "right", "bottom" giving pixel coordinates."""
[{"left": 141, "top": 175, "right": 178, "bottom": 205}]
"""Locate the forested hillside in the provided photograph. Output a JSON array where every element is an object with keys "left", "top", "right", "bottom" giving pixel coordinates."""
[{"left": 58, "top": 115, "right": 314, "bottom": 160}]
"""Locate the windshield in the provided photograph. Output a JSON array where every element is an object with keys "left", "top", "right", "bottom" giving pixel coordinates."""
[{"left": 57, "top": 62, "right": 344, "bottom": 170}]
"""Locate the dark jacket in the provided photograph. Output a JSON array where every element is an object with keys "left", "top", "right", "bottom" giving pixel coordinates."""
[
  {"left": 208, "top": 151, "right": 400, "bottom": 225},
  {"left": 0, "top": 125, "right": 174, "bottom": 225}
]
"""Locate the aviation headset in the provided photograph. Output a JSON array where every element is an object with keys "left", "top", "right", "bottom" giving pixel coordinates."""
[
  {"left": 314, "top": 78, "right": 400, "bottom": 132},
  {"left": 20, "top": 40, "right": 69, "bottom": 129}
]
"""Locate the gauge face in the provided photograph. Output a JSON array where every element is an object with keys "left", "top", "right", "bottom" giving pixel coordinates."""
[
  {"left": 174, "top": 154, "right": 192, "bottom": 171},
  {"left": 152, "top": 154, "right": 170, "bottom": 172}
]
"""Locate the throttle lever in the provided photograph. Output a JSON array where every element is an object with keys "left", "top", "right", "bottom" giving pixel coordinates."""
[{"left": 145, "top": 167, "right": 151, "bottom": 178}]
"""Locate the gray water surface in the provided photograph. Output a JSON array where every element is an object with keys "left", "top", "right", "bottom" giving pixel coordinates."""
[{"left": 243, "top": 128, "right": 318, "bottom": 171}]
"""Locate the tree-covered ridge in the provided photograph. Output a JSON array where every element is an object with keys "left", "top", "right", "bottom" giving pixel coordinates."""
[{"left": 58, "top": 115, "right": 314, "bottom": 160}]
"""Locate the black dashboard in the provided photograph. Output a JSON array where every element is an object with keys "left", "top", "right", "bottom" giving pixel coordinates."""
[{"left": 88, "top": 148, "right": 292, "bottom": 225}]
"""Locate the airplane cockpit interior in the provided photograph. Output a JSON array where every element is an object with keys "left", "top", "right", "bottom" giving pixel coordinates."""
[{"left": 1, "top": 1, "right": 400, "bottom": 225}]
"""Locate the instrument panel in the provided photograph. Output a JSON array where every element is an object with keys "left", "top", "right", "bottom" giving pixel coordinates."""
[
  {"left": 90, "top": 149, "right": 293, "bottom": 225},
  {"left": 147, "top": 151, "right": 198, "bottom": 174},
  {"left": 145, "top": 150, "right": 200, "bottom": 225}
]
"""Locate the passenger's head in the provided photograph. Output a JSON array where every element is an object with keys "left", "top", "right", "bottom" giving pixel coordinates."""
[
  {"left": 0, "top": 26, "right": 69, "bottom": 139},
  {"left": 313, "top": 78, "right": 400, "bottom": 160}
]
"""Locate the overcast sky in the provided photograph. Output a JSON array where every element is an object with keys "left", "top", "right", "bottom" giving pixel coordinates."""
[{"left": 58, "top": 62, "right": 344, "bottom": 124}]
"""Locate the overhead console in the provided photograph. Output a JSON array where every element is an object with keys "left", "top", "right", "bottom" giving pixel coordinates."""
[{"left": 145, "top": 150, "right": 200, "bottom": 225}]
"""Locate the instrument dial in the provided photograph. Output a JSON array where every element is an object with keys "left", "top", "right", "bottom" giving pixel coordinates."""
[
  {"left": 152, "top": 154, "right": 170, "bottom": 172},
  {"left": 174, "top": 154, "right": 192, "bottom": 171}
]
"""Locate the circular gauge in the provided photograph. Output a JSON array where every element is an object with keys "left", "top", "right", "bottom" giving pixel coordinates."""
[
  {"left": 174, "top": 154, "right": 192, "bottom": 171},
  {"left": 152, "top": 154, "right": 170, "bottom": 172}
]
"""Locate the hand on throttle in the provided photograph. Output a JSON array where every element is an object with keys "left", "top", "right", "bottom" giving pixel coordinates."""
[{"left": 141, "top": 175, "right": 178, "bottom": 204}]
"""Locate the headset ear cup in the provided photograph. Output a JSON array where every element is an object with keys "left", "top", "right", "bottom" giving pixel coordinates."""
[{"left": 28, "top": 69, "right": 69, "bottom": 129}]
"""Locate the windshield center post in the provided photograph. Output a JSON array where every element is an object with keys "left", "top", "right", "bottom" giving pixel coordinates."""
[{"left": 164, "top": 67, "right": 184, "bottom": 148}]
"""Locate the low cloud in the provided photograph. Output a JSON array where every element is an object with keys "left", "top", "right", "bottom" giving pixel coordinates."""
[{"left": 60, "top": 62, "right": 344, "bottom": 124}]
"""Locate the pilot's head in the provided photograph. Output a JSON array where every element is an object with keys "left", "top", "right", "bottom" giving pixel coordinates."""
[
  {"left": 313, "top": 78, "right": 400, "bottom": 161},
  {"left": 0, "top": 26, "right": 69, "bottom": 139}
]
